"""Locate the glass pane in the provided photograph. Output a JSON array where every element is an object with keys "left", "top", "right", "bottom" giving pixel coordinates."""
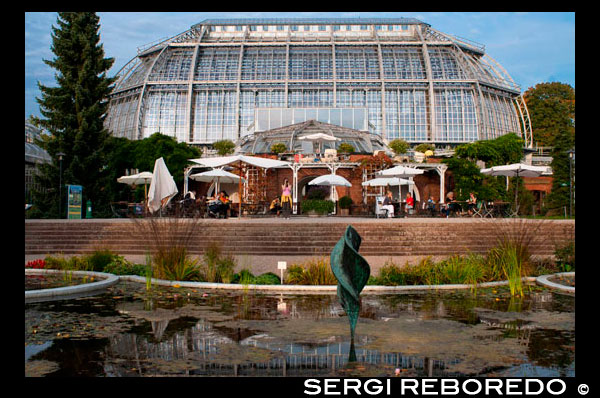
[
  {"left": 306, "top": 109, "right": 317, "bottom": 121},
  {"left": 257, "top": 109, "right": 269, "bottom": 131},
  {"left": 330, "top": 109, "right": 341, "bottom": 126},
  {"left": 293, "top": 108, "right": 305, "bottom": 124},
  {"left": 342, "top": 109, "right": 354, "bottom": 128},
  {"left": 354, "top": 109, "right": 366, "bottom": 130},
  {"left": 318, "top": 109, "right": 329, "bottom": 123},
  {"left": 269, "top": 109, "right": 281, "bottom": 129},
  {"left": 282, "top": 109, "right": 293, "bottom": 126}
]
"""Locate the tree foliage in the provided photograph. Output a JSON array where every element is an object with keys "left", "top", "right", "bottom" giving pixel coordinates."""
[
  {"left": 387, "top": 139, "right": 409, "bottom": 155},
  {"left": 212, "top": 140, "right": 236, "bottom": 156},
  {"left": 443, "top": 134, "right": 525, "bottom": 203},
  {"left": 523, "top": 82, "right": 575, "bottom": 213},
  {"left": 523, "top": 82, "right": 575, "bottom": 147},
  {"left": 31, "top": 12, "right": 116, "bottom": 218}
]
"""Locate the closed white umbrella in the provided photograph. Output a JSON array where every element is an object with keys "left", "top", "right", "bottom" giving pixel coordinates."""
[
  {"left": 480, "top": 163, "right": 550, "bottom": 209},
  {"left": 148, "top": 157, "right": 178, "bottom": 214}
]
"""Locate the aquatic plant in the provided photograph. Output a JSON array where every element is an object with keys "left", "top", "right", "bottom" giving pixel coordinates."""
[{"left": 145, "top": 253, "right": 153, "bottom": 291}]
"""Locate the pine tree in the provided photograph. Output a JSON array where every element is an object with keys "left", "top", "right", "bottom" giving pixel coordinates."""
[{"left": 31, "top": 12, "right": 116, "bottom": 218}]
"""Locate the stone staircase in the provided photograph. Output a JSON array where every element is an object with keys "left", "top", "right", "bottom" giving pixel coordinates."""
[{"left": 25, "top": 218, "right": 574, "bottom": 259}]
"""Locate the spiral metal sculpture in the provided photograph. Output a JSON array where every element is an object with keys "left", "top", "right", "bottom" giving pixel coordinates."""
[{"left": 330, "top": 225, "right": 371, "bottom": 344}]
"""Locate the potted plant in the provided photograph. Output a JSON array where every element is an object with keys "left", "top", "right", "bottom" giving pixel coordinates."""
[
  {"left": 339, "top": 195, "right": 352, "bottom": 216},
  {"left": 270, "top": 142, "right": 287, "bottom": 156}
]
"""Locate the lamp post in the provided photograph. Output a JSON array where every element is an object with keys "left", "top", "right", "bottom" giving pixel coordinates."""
[
  {"left": 57, "top": 152, "right": 65, "bottom": 219},
  {"left": 566, "top": 148, "right": 575, "bottom": 218}
]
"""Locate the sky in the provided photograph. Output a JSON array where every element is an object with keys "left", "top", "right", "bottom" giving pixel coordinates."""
[{"left": 24, "top": 11, "right": 575, "bottom": 120}]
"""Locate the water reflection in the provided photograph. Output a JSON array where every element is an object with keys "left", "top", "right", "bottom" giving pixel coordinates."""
[{"left": 24, "top": 282, "right": 575, "bottom": 377}]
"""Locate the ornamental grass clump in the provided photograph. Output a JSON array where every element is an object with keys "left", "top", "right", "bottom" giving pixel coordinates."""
[
  {"left": 201, "top": 241, "right": 236, "bottom": 283},
  {"left": 286, "top": 258, "right": 337, "bottom": 285},
  {"left": 133, "top": 216, "right": 204, "bottom": 281}
]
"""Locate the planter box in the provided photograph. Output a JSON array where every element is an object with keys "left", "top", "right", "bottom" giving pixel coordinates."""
[{"left": 339, "top": 208, "right": 350, "bottom": 216}]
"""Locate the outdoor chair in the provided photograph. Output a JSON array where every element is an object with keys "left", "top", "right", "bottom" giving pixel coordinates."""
[
  {"left": 374, "top": 196, "right": 389, "bottom": 218},
  {"left": 472, "top": 201, "right": 485, "bottom": 218},
  {"left": 483, "top": 202, "right": 495, "bottom": 218},
  {"left": 507, "top": 204, "right": 520, "bottom": 218}
]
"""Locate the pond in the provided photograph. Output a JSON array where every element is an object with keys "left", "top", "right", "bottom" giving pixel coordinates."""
[
  {"left": 24, "top": 281, "right": 574, "bottom": 377},
  {"left": 25, "top": 273, "right": 101, "bottom": 291}
]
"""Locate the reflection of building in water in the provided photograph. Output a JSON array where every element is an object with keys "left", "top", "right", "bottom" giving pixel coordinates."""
[{"left": 104, "top": 317, "right": 458, "bottom": 376}]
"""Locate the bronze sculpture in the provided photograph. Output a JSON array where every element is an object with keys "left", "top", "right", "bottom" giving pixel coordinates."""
[{"left": 330, "top": 225, "right": 371, "bottom": 362}]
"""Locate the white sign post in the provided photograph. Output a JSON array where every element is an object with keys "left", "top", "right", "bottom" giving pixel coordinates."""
[{"left": 277, "top": 261, "right": 287, "bottom": 284}]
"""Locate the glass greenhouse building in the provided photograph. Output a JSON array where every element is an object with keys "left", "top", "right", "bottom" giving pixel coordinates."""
[{"left": 105, "top": 18, "right": 532, "bottom": 149}]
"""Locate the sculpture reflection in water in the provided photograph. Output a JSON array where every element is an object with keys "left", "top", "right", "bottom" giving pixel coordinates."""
[{"left": 330, "top": 225, "right": 371, "bottom": 362}]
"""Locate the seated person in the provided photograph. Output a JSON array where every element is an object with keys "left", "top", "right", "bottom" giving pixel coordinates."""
[
  {"left": 184, "top": 190, "right": 196, "bottom": 200},
  {"left": 426, "top": 196, "right": 436, "bottom": 216},
  {"left": 444, "top": 191, "right": 458, "bottom": 217},
  {"left": 208, "top": 191, "right": 230, "bottom": 218},
  {"left": 466, "top": 192, "right": 477, "bottom": 215},
  {"left": 381, "top": 191, "right": 395, "bottom": 218},
  {"left": 270, "top": 197, "right": 282, "bottom": 216}
]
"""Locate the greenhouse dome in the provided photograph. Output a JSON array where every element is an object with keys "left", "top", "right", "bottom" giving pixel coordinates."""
[{"left": 105, "top": 17, "right": 532, "bottom": 150}]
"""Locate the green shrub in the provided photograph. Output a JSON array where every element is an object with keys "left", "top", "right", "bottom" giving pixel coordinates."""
[
  {"left": 254, "top": 272, "right": 281, "bottom": 285},
  {"left": 338, "top": 143, "right": 355, "bottom": 154},
  {"left": 103, "top": 256, "right": 147, "bottom": 276},
  {"left": 270, "top": 142, "right": 287, "bottom": 154},
  {"left": 554, "top": 241, "right": 575, "bottom": 272},
  {"left": 339, "top": 195, "right": 353, "bottom": 209},
  {"left": 388, "top": 139, "right": 409, "bottom": 155},
  {"left": 44, "top": 255, "right": 69, "bottom": 270},
  {"left": 231, "top": 270, "right": 281, "bottom": 285},
  {"left": 85, "top": 249, "right": 118, "bottom": 272},
  {"left": 231, "top": 269, "right": 255, "bottom": 284},
  {"left": 301, "top": 199, "right": 335, "bottom": 214}
]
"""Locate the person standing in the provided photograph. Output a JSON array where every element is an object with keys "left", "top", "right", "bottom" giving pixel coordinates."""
[
  {"left": 406, "top": 192, "right": 415, "bottom": 215},
  {"left": 281, "top": 178, "right": 292, "bottom": 219}
]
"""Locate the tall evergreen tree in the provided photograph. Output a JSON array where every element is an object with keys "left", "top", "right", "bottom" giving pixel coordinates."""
[{"left": 31, "top": 12, "right": 116, "bottom": 218}]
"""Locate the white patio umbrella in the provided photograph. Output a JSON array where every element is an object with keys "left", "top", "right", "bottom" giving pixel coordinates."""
[
  {"left": 480, "top": 163, "right": 550, "bottom": 208},
  {"left": 148, "top": 157, "right": 178, "bottom": 214},
  {"left": 309, "top": 174, "right": 352, "bottom": 210},
  {"left": 361, "top": 177, "right": 414, "bottom": 187},
  {"left": 188, "top": 155, "right": 290, "bottom": 217},
  {"left": 309, "top": 174, "right": 352, "bottom": 187},
  {"left": 298, "top": 133, "right": 340, "bottom": 155},
  {"left": 117, "top": 171, "right": 153, "bottom": 212},
  {"left": 189, "top": 169, "right": 245, "bottom": 195},
  {"left": 376, "top": 165, "right": 424, "bottom": 178}
]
